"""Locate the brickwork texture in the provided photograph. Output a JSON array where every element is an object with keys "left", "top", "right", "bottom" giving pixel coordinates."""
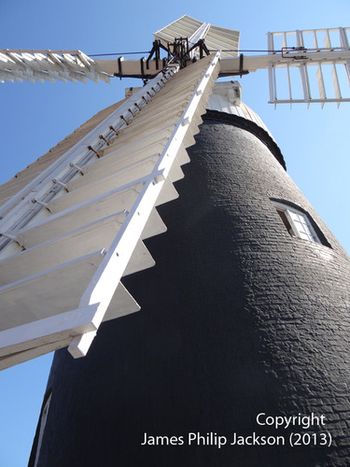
[{"left": 30, "top": 110, "right": 350, "bottom": 467}]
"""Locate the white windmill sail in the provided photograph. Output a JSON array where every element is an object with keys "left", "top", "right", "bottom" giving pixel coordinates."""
[
  {"left": 0, "top": 52, "right": 220, "bottom": 369},
  {"left": 0, "top": 49, "right": 110, "bottom": 83},
  {"left": 266, "top": 27, "right": 350, "bottom": 105}
]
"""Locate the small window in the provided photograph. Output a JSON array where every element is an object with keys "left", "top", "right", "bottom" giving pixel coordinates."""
[{"left": 274, "top": 202, "right": 321, "bottom": 244}]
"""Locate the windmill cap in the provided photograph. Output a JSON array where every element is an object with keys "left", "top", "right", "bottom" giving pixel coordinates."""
[{"left": 154, "top": 15, "right": 240, "bottom": 57}]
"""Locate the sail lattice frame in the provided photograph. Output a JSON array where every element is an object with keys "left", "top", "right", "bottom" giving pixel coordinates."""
[{"left": 0, "top": 53, "right": 220, "bottom": 369}]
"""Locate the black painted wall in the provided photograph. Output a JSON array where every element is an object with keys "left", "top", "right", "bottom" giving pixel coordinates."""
[{"left": 30, "top": 111, "right": 350, "bottom": 467}]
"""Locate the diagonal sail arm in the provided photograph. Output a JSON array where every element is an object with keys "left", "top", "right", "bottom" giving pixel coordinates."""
[
  {"left": 0, "top": 52, "right": 220, "bottom": 369},
  {"left": 68, "top": 52, "right": 221, "bottom": 358}
]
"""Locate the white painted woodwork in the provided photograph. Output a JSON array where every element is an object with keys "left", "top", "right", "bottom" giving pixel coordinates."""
[
  {"left": 0, "top": 217, "right": 155, "bottom": 285},
  {"left": 0, "top": 49, "right": 109, "bottom": 83},
  {"left": 68, "top": 53, "right": 220, "bottom": 358},
  {"left": 47, "top": 177, "right": 179, "bottom": 215},
  {"left": 0, "top": 67, "right": 177, "bottom": 233},
  {"left": 17, "top": 206, "right": 165, "bottom": 249},
  {"left": 0, "top": 53, "right": 219, "bottom": 368},
  {"left": 0, "top": 281, "right": 140, "bottom": 369},
  {"left": 265, "top": 27, "right": 350, "bottom": 105},
  {"left": 0, "top": 251, "right": 103, "bottom": 330},
  {"left": 0, "top": 339, "right": 72, "bottom": 370}
]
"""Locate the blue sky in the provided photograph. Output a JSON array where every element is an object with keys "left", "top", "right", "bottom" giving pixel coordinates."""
[{"left": 0, "top": 1, "right": 349, "bottom": 465}]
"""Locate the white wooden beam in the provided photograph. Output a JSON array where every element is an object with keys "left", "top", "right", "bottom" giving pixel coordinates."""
[{"left": 68, "top": 53, "right": 221, "bottom": 358}]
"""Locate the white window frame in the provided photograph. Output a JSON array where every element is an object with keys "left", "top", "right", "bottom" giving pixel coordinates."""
[{"left": 274, "top": 202, "right": 321, "bottom": 244}]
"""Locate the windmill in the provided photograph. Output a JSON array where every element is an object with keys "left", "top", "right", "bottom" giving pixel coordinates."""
[{"left": 0, "top": 15, "right": 350, "bottom": 467}]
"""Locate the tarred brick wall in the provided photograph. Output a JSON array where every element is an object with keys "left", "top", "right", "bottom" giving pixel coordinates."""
[{"left": 31, "top": 111, "right": 350, "bottom": 467}]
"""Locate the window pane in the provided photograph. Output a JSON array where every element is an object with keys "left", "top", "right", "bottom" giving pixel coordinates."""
[{"left": 274, "top": 201, "right": 322, "bottom": 245}]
